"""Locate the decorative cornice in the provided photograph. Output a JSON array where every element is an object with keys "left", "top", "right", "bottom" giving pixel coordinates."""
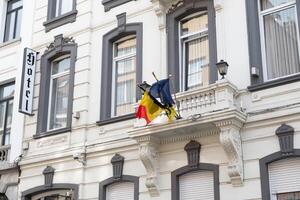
[
  {"left": 111, "top": 153, "right": 125, "bottom": 179},
  {"left": 276, "top": 124, "right": 294, "bottom": 155},
  {"left": 46, "top": 34, "right": 75, "bottom": 53},
  {"left": 43, "top": 166, "right": 55, "bottom": 187},
  {"left": 215, "top": 119, "right": 244, "bottom": 186},
  {"left": 184, "top": 140, "right": 201, "bottom": 168}
]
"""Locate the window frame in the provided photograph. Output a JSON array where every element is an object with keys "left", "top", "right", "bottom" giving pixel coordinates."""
[
  {"left": 246, "top": 0, "right": 300, "bottom": 91},
  {"left": 0, "top": 81, "right": 15, "bottom": 146},
  {"left": 111, "top": 36, "right": 137, "bottom": 117},
  {"left": 258, "top": 0, "right": 300, "bottom": 82},
  {"left": 102, "top": 0, "right": 136, "bottom": 12},
  {"left": 179, "top": 12, "right": 209, "bottom": 90},
  {"left": 99, "top": 175, "right": 139, "bottom": 200},
  {"left": 47, "top": 56, "right": 71, "bottom": 131},
  {"left": 166, "top": 0, "right": 218, "bottom": 93},
  {"left": 3, "top": 0, "right": 22, "bottom": 43},
  {"left": 97, "top": 22, "right": 142, "bottom": 125},
  {"left": 35, "top": 35, "right": 77, "bottom": 139},
  {"left": 171, "top": 163, "right": 220, "bottom": 200},
  {"left": 43, "top": 0, "right": 77, "bottom": 32}
]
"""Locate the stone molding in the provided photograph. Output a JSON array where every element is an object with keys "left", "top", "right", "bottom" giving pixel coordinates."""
[
  {"left": 137, "top": 136, "right": 160, "bottom": 197},
  {"left": 215, "top": 119, "right": 244, "bottom": 186}
]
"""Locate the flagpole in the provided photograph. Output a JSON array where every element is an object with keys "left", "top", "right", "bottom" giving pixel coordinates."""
[{"left": 169, "top": 74, "right": 182, "bottom": 119}]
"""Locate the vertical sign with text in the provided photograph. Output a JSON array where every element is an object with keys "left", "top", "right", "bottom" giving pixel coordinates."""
[{"left": 19, "top": 48, "right": 37, "bottom": 115}]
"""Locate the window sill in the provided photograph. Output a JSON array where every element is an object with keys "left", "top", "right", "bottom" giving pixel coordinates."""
[
  {"left": 97, "top": 113, "right": 135, "bottom": 126},
  {"left": 33, "top": 127, "right": 71, "bottom": 139},
  {"left": 102, "top": 0, "right": 135, "bottom": 12},
  {"left": 43, "top": 10, "right": 78, "bottom": 32},
  {"left": 248, "top": 74, "right": 300, "bottom": 92},
  {"left": 0, "top": 38, "right": 21, "bottom": 48}
]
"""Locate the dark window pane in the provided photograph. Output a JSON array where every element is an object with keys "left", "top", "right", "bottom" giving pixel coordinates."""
[{"left": 4, "top": 12, "right": 16, "bottom": 42}]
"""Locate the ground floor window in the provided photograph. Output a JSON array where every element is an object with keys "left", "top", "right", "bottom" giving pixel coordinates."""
[
  {"left": 277, "top": 192, "right": 300, "bottom": 200},
  {"left": 106, "top": 182, "right": 134, "bottom": 200},
  {"left": 31, "top": 190, "right": 74, "bottom": 200}
]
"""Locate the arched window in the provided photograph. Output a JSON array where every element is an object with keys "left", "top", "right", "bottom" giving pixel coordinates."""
[{"left": 167, "top": 0, "right": 217, "bottom": 92}]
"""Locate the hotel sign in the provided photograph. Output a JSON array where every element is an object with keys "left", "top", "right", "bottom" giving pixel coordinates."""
[{"left": 19, "top": 48, "right": 37, "bottom": 115}]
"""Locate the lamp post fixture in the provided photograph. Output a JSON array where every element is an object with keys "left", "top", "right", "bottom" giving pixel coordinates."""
[{"left": 216, "top": 59, "right": 229, "bottom": 79}]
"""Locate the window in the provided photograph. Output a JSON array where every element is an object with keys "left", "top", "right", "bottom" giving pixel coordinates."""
[
  {"left": 36, "top": 34, "right": 76, "bottom": 138},
  {"left": 3, "top": 0, "right": 22, "bottom": 42},
  {"left": 112, "top": 37, "right": 136, "bottom": 117},
  {"left": 98, "top": 18, "right": 142, "bottom": 125},
  {"left": 44, "top": 0, "right": 77, "bottom": 32},
  {"left": 48, "top": 57, "right": 70, "bottom": 131},
  {"left": 277, "top": 192, "right": 300, "bottom": 200},
  {"left": 31, "top": 190, "right": 75, "bottom": 200},
  {"left": 106, "top": 182, "right": 134, "bottom": 200},
  {"left": 0, "top": 83, "right": 14, "bottom": 146},
  {"left": 259, "top": 0, "right": 300, "bottom": 81},
  {"left": 179, "top": 12, "right": 209, "bottom": 90},
  {"left": 268, "top": 157, "right": 300, "bottom": 200},
  {"left": 246, "top": 0, "right": 300, "bottom": 91},
  {"left": 179, "top": 170, "right": 214, "bottom": 200},
  {"left": 167, "top": 0, "right": 218, "bottom": 92}
]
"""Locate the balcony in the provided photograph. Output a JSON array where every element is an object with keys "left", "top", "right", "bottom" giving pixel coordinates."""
[
  {"left": 128, "top": 79, "right": 247, "bottom": 196},
  {"left": 0, "top": 145, "right": 16, "bottom": 170}
]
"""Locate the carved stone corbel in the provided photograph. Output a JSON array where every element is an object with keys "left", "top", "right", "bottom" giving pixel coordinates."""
[
  {"left": 137, "top": 136, "right": 160, "bottom": 197},
  {"left": 215, "top": 119, "right": 244, "bottom": 186},
  {"left": 151, "top": 0, "right": 167, "bottom": 30}
]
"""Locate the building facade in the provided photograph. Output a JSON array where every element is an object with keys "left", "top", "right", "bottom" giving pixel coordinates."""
[
  {"left": 0, "top": 0, "right": 297, "bottom": 199},
  {"left": 0, "top": 0, "right": 35, "bottom": 199}
]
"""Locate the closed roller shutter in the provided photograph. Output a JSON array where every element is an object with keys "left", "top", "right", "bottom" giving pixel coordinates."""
[
  {"left": 179, "top": 170, "right": 214, "bottom": 200},
  {"left": 269, "top": 157, "right": 300, "bottom": 200},
  {"left": 106, "top": 182, "right": 134, "bottom": 200}
]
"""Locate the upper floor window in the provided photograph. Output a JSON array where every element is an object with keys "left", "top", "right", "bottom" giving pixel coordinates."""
[
  {"left": 246, "top": 0, "right": 300, "bottom": 91},
  {"left": 111, "top": 36, "right": 136, "bottom": 117},
  {"left": 4, "top": 0, "right": 22, "bottom": 42},
  {"left": 48, "top": 56, "right": 70, "bottom": 131},
  {"left": 44, "top": 0, "right": 77, "bottom": 32},
  {"left": 179, "top": 12, "right": 209, "bottom": 90},
  {"left": 36, "top": 35, "right": 76, "bottom": 138},
  {"left": 259, "top": 0, "right": 300, "bottom": 81},
  {"left": 0, "top": 83, "right": 14, "bottom": 146},
  {"left": 167, "top": 0, "right": 218, "bottom": 93},
  {"left": 98, "top": 13, "right": 142, "bottom": 125}
]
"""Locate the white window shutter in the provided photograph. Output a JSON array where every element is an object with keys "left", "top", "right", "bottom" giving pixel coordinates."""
[
  {"left": 106, "top": 182, "right": 134, "bottom": 200},
  {"left": 269, "top": 157, "right": 300, "bottom": 199},
  {"left": 179, "top": 170, "right": 214, "bottom": 200}
]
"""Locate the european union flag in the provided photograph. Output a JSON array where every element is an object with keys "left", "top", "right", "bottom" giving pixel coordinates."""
[{"left": 149, "top": 79, "right": 175, "bottom": 107}]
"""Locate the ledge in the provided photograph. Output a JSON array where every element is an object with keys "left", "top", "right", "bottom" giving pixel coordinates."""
[
  {"left": 0, "top": 38, "right": 21, "bottom": 49},
  {"left": 43, "top": 10, "right": 78, "bottom": 32},
  {"left": 128, "top": 108, "right": 246, "bottom": 142},
  {"left": 102, "top": 0, "right": 136, "bottom": 12},
  {"left": 248, "top": 74, "right": 300, "bottom": 92},
  {"left": 33, "top": 127, "right": 71, "bottom": 139},
  {"left": 97, "top": 113, "right": 135, "bottom": 126}
]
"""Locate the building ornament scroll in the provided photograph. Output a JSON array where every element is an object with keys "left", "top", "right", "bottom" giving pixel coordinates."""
[
  {"left": 137, "top": 136, "right": 160, "bottom": 197},
  {"left": 215, "top": 119, "right": 244, "bottom": 186},
  {"left": 46, "top": 34, "right": 75, "bottom": 53},
  {"left": 151, "top": 0, "right": 167, "bottom": 30}
]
